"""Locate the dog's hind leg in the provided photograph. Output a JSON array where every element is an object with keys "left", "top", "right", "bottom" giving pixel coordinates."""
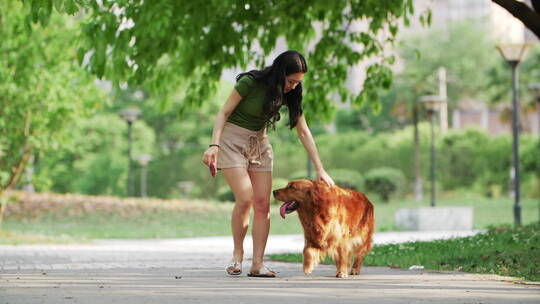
[
  {"left": 350, "top": 235, "right": 373, "bottom": 275},
  {"left": 351, "top": 203, "right": 375, "bottom": 275},
  {"left": 350, "top": 253, "right": 363, "bottom": 275},
  {"left": 335, "top": 245, "right": 351, "bottom": 278},
  {"left": 303, "top": 246, "right": 319, "bottom": 275}
]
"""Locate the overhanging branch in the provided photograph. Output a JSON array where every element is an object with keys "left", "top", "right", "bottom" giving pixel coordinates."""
[{"left": 492, "top": 0, "right": 540, "bottom": 40}]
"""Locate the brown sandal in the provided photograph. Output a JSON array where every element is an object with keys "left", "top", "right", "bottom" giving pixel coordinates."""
[{"left": 226, "top": 261, "right": 242, "bottom": 275}]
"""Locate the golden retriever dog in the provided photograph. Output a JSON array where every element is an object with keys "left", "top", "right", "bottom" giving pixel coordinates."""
[{"left": 273, "top": 179, "right": 374, "bottom": 278}]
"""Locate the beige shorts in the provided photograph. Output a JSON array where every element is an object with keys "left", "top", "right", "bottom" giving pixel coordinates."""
[{"left": 218, "top": 122, "right": 273, "bottom": 172}]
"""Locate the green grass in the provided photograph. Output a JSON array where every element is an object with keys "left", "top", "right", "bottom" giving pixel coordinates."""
[
  {"left": 3, "top": 206, "right": 304, "bottom": 240},
  {"left": 373, "top": 195, "right": 538, "bottom": 231},
  {"left": 0, "top": 230, "right": 79, "bottom": 245},
  {"left": 270, "top": 223, "right": 540, "bottom": 281},
  {"left": 2, "top": 195, "right": 538, "bottom": 241}
]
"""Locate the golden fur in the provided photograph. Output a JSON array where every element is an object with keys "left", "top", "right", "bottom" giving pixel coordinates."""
[{"left": 273, "top": 179, "right": 375, "bottom": 278}]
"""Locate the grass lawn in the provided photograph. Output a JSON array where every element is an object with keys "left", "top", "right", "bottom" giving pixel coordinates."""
[
  {"left": 270, "top": 223, "right": 540, "bottom": 281},
  {"left": 2, "top": 206, "right": 304, "bottom": 241},
  {"left": 373, "top": 195, "right": 538, "bottom": 231},
  {"left": 2, "top": 194, "right": 538, "bottom": 242},
  {"left": 0, "top": 230, "right": 78, "bottom": 245}
]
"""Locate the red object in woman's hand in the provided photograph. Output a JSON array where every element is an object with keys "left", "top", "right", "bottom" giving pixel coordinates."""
[{"left": 209, "top": 162, "right": 217, "bottom": 178}]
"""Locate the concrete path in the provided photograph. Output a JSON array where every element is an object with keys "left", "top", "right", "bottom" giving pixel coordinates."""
[{"left": 1, "top": 231, "right": 539, "bottom": 303}]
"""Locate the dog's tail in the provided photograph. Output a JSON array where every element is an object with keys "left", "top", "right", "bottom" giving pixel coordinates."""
[
  {"left": 349, "top": 195, "right": 375, "bottom": 274},
  {"left": 359, "top": 196, "right": 375, "bottom": 252}
]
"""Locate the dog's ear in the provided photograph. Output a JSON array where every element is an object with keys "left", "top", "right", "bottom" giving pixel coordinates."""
[{"left": 310, "top": 180, "right": 333, "bottom": 206}]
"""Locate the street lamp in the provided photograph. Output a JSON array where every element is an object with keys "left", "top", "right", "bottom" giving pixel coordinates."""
[
  {"left": 496, "top": 43, "right": 532, "bottom": 227},
  {"left": 528, "top": 82, "right": 540, "bottom": 223},
  {"left": 420, "top": 95, "right": 447, "bottom": 207},
  {"left": 119, "top": 108, "right": 141, "bottom": 197},
  {"left": 135, "top": 154, "right": 152, "bottom": 197}
]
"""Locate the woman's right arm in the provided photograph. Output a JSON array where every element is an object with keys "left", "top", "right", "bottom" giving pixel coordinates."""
[{"left": 202, "top": 88, "right": 243, "bottom": 167}]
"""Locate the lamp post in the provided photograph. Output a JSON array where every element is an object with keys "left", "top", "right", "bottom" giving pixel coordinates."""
[
  {"left": 528, "top": 82, "right": 540, "bottom": 223},
  {"left": 119, "top": 108, "right": 141, "bottom": 197},
  {"left": 496, "top": 43, "right": 531, "bottom": 227},
  {"left": 136, "top": 154, "right": 152, "bottom": 197},
  {"left": 420, "top": 95, "right": 447, "bottom": 207}
]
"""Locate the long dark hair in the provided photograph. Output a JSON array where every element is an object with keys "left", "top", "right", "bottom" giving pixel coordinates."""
[{"left": 236, "top": 50, "right": 308, "bottom": 129}]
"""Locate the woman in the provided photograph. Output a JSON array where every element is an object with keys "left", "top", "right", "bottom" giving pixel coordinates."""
[{"left": 202, "top": 50, "right": 335, "bottom": 277}]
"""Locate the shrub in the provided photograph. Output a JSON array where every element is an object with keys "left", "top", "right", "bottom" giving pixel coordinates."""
[
  {"left": 289, "top": 170, "right": 310, "bottom": 180},
  {"left": 522, "top": 175, "right": 540, "bottom": 199},
  {"left": 217, "top": 178, "right": 292, "bottom": 203},
  {"left": 326, "top": 168, "right": 364, "bottom": 190},
  {"left": 365, "top": 167, "right": 405, "bottom": 202},
  {"left": 288, "top": 168, "right": 364, "bottom": 190},
  {"left": 272, "top": 178, "right": 289, "bottom": 190},
  {"left": 217, "top": 186, "right": 235, "bottom": 202},
  {"left": 521, "top": 137, "right": 540, "bottom": 178}
]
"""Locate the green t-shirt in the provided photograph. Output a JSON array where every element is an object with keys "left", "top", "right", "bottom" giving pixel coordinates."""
[{"left": 227, "top": 75, "right": 269, "bottom": 131}]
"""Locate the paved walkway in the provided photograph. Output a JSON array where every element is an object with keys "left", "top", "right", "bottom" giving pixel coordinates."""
[
  {"left": 1, "top": 231, "right": 539, "bottom": 303},
  {"left": 1, "top": 231, "right": 482, "bottom": 271}
]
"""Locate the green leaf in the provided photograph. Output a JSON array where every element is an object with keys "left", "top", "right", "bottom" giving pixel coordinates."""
[
  {"left": 64, "top": 0, "right": 78, "bottom": 14},
  {"left": 53, "top": 0, "right": 63, "bottom": 12},
  {"left": 77, "top": 47, "right": 85, "bottom": 65},
  {"left": 389, "top": 24, "right": 398, "bottom": 36},
  {"left": 18, "top": 0, "right": 422, "bottom": 121}
]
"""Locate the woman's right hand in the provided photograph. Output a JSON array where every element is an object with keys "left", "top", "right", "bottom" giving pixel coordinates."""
[{"left": 202, "top": 146, "right": 219, "bottom": 167}]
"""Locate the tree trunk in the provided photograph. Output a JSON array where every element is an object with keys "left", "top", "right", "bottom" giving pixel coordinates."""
[
  {"left": 0, "top": 145, "right": 32, "bottom": 231},
  {"left": 0, "top": 190, "right": 5, "bottom": 230},
  {"left": 6, "top": 145, "right": 33, "bottom": 190},
  {"left": 413, "top": 97, "right": 423, "bottom": 202}
]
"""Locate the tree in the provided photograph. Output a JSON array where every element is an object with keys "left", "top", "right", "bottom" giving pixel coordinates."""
[
  {"left": 492, "top": 0, "right": 540, "bottom": 40},
  {"left": 0, "top": 1, "right": 104, "bottom": 227},
  {"left": 32, "top": 80, "right": 232, "bottom": 199},
  {"left": 372, "top": 21, "right": 500, "bottom": 202},
  {"left": 21, "top": 0, "right": 426, "bottom": 121},
  {"left": 34, "top": 114, "right": 155, "bottom": 196},
  {"left": 334, "top": 21, "right": 499, "bottom": 131}
]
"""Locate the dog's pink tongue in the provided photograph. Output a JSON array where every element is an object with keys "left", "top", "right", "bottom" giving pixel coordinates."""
[{"left": 279, "top": 201, "right": 292, "bottom": 219}]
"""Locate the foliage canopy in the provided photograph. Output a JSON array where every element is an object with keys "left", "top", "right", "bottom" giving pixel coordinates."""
[
  {"left": 21, "top": 0, "right": 425, "bottom": 120},
  {"left": 0, "top": 1, "right": 104, "bottom": 192}
]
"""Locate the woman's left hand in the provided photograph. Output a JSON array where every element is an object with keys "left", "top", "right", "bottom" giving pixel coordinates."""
[{"left": 317, "top": 169, "right": 335, "bottom": 187}]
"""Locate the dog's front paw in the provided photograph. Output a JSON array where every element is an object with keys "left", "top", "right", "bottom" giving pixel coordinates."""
[
  {"left": 349, "top": 269, "right": 360, "bottom": 275},
  {"left": 303, "top": 267, "right": 313, "bottom": 275},
  {"left": 336, "top": 271, "right": 348, "bottom": 278}
]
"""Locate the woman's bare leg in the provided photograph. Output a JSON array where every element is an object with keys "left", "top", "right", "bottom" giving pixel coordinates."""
[
  {"left": 248, "top": 170, "right": 273, "bottom": 273},
  {"left": 222, "top": 168, "right": 253, "bottom": 263}
]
